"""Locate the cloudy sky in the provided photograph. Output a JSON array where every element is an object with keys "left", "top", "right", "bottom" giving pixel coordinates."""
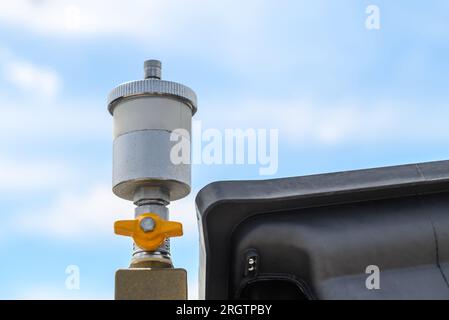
[{"left": 0, "top": 0, "right": 449, "bottom": 299}]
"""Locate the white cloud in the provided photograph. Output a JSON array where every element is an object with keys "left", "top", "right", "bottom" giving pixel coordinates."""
[
  {"left": 0, "top": 1, "right": 258, "bottom": 37},
  {"left": 0, "top": 1, "right": 284, "bottom": 72},
  {"left": 0, "top": 48, "right": 61, "bottom": 99},
  {"left": 0, "top": 51, "right": 101, "bottom": 143},
  {"left": 0, "top": 0, "right": 160, "bottom": 36},
  {"left": 4, "top": 60, "right": 61, "bottom": 98},
  {"left": 15, "top": 184, "right": 198, "bottom": 241},
  {"left": 0, "top": 50, "right": 89, "bottom": 142},
  {"left": 0, "top": 156, "right": 77, "bottom": 191},
  {"left": 0, "top": 98, "right": 109, "bottom": 142},
  {"left": 199, "top": 98, "right": 449, "bottom": 146},
  {"left": 17, "top": 185, "right": 132, "bottom": 240}
]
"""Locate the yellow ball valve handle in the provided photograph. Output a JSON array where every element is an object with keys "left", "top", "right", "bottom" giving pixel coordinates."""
[{"left": 114, "top": 213, "right": 183, "bottom": 251}]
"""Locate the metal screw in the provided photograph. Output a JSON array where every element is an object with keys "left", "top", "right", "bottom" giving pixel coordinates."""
[{"left": 140, "top": 217, "right": 156, "bottom": 232}]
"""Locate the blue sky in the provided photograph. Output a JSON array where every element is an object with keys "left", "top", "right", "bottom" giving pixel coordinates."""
[{"left": 0, "top": 0, "right": 449, "bottom": 299}]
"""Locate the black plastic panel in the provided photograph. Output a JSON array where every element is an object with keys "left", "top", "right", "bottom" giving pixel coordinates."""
[{"left": 196, "top": 160, "right": 449, "bottom": 299}]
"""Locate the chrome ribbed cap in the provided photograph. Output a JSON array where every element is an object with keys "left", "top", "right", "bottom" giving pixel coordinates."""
[{"left": 107, "top": 60, "right": 197, "bottom": 115}]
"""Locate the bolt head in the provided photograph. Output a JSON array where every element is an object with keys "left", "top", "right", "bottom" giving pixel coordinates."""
[{"left": 140, "top": 217, "right": 156, "bottom": 232}]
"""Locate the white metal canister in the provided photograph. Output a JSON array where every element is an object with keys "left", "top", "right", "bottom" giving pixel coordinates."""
[{"left": 107, "top": 60, "right": 197, "bottom": 203}]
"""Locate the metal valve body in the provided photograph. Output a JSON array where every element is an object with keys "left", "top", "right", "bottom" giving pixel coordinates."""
[{"left": 108, "top": 60, "right": 197, "bottom": 267}]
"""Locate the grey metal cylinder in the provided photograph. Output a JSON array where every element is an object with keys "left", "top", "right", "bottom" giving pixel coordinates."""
[
  {"left": 107, "top": 60, "right": 197, "bottom": 202},
  {"left": 144, "top": 60, "right": 162, "bottom": 79}
]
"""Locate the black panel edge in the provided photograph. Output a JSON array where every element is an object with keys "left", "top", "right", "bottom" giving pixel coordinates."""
[{"left": 196, "top": 160, "right": 449, "bottom": 219}]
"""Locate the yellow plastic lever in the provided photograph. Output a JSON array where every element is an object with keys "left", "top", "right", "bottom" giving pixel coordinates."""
[{"left": 114, "top": 213, "right": 183, "bottom": 251}]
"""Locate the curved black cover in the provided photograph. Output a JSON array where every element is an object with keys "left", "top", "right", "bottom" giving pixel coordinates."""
[{"left": 196, "top": 160, "right": 449, "bottom": 299}]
